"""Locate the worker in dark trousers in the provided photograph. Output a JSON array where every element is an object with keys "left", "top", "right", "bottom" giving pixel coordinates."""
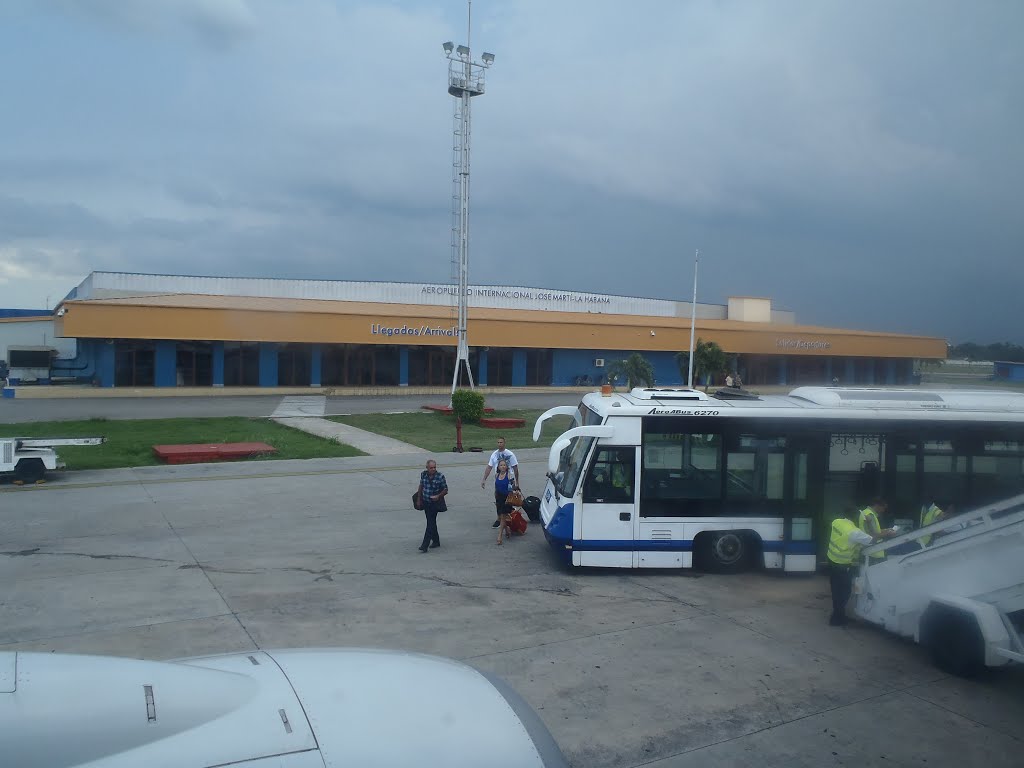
[{"left": 826, "top": 508, "right": 890, "bottom": 626}]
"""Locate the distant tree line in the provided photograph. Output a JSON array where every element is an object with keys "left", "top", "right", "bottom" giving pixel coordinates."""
[{"left": 949, "top": 342, "right": 1024, "bottom": 362}]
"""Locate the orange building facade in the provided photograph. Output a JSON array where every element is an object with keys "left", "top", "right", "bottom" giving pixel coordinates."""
[{"left": 49, "top": 273, "right": 946, "bottom": 388}]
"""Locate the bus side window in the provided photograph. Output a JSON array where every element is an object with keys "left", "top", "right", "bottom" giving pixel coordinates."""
[
  {"left": 583, "top": 447, "right": 635, "bottom": 503},
  {"left": 725, "top": 435, "right": 787, "bottom": 500}
]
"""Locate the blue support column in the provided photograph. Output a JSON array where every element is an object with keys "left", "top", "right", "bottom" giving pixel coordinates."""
[
  {"left": 399, "top": 346, "right": 409, "bottom": 386},
  {"left": 886, "top": 359, "right": 896, "bottom": 385},
  {"left": 778, "top": 357, "right": 788, "bottom": 386},
  {"left": 97, "top": 342, "right": 116, "bottom": 388},
  {"left": 845, "top": 358, "right": 855, "bottom": 384},
  {"left": 311, "top": 344, "right": 322, "bottom": 388},
  {"left": 259, "top": 343, "right": 279, "bottom": 387},
  {"left": 825, "top": 357, "right": 833, "bottom": 384},
  {"left": 154, "top": 340, "right": 176, "bottom": 387},
  {"left": 512, "top": 350, "right": 527, "bottom": 387},
  {"left": 478, "top": 349, "right": 488, "bottom": 386},
  {"left": 212, "top": 341, "right": 224, "bottom": 387}
]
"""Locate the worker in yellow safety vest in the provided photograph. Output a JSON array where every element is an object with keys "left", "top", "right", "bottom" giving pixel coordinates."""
[
  {"left": 827, "top": 508, "right": 893, "bottom": 626},
  {"left": 919, "top": 501, "right": 955, "bottom": 546},
  {"left": 859, "top": 498, "right": 896, "bottom": 559}
]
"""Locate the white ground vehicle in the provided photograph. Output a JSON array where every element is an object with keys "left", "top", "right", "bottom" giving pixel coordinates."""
[
  {"left": 0, "top": 436, "right": 105, "bottom": 482},
  {"left": 533, "top": 387, "right": 1024, "bottom": 571},
  {"left": 854, "top": 492, "right": 1024, "bottom": 676},
  {"left": 0, "top": 648, "right": 568, "bottom": 767},
  {"left": 4, "top": 345, "right": 55, "bottom": 385}
]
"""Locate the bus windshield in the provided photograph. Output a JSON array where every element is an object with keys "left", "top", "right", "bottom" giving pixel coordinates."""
[{"left": 554, "top": 403, "right": 603, "bottom": 497}]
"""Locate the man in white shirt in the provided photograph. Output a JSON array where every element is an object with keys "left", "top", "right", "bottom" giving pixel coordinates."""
[{"left": 481, "top": 437, "right": 520, "bottom": 528}]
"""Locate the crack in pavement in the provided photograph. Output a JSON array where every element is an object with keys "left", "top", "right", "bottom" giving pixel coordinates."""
[
  {"left": 627, "top": 578, "right": 939, "bottom": 689},
  {"left": 176, "top": 561, "right": 583, "bottom": 596},
  {"left": 900, "top": 687, "right": 1022, "bottom": 744},
  {"left": 411, "top": 572, "right": 578, "bottom": 596},
  {"left": 628, "top": 675, "right": 1013, "bottom": 768},
  {"left": 626, "top": 577, "right": 782, "bottom": 643},
  {"left": 176, "top": 557, "right": 752, "bottom": 606},
  {"left": 178, "top": 564, "right": 263, "bottom": 575},
  {"left": 757, "top": 677, "right": 787, "bottom": 726},
  {"left": 1, "top": 548, "right": 174, "bottom": 563},
  {"left": 625, "top": 578, "right": 705, "bottom": 609},
  {"left": 283, "top": 566, "right": 335, "bottom": 582}
]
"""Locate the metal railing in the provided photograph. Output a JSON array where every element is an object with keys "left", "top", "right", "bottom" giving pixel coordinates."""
[{"left": 861, "top": 491, "right": 1024, "bottom": 564}]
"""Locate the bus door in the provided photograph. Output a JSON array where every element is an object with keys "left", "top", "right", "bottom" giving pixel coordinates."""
[
  {"left": 821, "top": 431, "right": 887, "bottom": 561},
  {"left": 783, "top": 435, "right": 826, "bottom": 572},
  {"left": 579, "top": 445, "right": 639, "bottom": 567}
]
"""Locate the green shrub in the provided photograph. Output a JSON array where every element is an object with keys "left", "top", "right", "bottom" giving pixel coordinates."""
[{"left": 451, "top": 388, "right": 485, "bottom": 423}]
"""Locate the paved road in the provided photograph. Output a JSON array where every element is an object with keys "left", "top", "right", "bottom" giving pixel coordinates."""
[
  {"left": 3, "top": 453, "right": 1021, "bottom": 767},
  {"left": 0, "top": 392, "right": 577, "bottom": 423}
]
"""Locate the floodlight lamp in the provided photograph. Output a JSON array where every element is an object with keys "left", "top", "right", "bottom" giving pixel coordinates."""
[
  {"left": 481, "top": 52, "right": 495, "bottom": 65},
  {"left": 443, "top": 41, "right": 454, "bottom": 54},
  {"left": 456, "top": 45, "right": 470, "bottom": 56}
]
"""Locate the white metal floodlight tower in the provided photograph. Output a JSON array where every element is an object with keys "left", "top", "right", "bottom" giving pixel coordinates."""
[{"left": 444, "top": 0, "right": 494, "bottom": 399}]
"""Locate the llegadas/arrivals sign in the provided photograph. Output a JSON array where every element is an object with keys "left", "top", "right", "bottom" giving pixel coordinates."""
[
  {"left": 370, "top": 323, "right": 458, "bottom": 338},
  {"left": 776, "top": 338, "right": 832, "bottom": 350}
]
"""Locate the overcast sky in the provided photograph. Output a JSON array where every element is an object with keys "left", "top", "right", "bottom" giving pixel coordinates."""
[{"left": 1, "top": 1, "right": 1021, "bottom": 344}]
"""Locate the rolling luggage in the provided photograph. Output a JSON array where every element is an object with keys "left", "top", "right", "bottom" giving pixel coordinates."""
[
  {"left": 522, "top": 495, "right": 542, "bottom": 523},
  {"left": 508, "top": 508, "right": 528, "bottom": 535}
]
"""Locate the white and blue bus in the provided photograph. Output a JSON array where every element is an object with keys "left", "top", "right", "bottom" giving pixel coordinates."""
[{"left": 533, "top": 387, "right": 1024, "bottom": 571}]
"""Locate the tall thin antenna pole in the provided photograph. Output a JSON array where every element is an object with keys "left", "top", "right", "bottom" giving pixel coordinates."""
[
  {"left": 443, "top": 1, "right": 494, "bottom": 402},
  {"left": 687, "top": 249, "right": 699, "bottom": 388}
]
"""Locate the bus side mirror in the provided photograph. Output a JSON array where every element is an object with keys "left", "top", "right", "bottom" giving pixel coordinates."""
[{"left": 548, "top": 437, "right": 572, "bottom": 474}]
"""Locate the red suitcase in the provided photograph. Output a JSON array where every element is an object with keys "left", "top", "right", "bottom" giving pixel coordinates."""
[{"left": 508, "top": 508, "right": 528, "bottom": 535}]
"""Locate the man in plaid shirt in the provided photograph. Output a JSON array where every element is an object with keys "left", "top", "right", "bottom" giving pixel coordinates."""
[{"left": 417, "top": 459, "right": 448, "bottom": 552}]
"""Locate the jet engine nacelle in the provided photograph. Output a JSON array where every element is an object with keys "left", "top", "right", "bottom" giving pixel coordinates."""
[{"left": 0, "top": 648, "right": 567, "bottom": 767}]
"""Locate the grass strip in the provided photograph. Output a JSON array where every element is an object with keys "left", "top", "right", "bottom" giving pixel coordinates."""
[{"left": 0, "top": 417, "right": 364, "bottom": 471}]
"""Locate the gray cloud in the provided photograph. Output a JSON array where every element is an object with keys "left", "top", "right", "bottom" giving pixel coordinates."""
[
  {"left": 0, "top": 195, "right": 113, "bottom": 240},
  {"left": 32, "top": 0, "right": 256, "bottom": 46},
  {"left": 0, "top": 0, "right": 1020, "bottom": 344}
]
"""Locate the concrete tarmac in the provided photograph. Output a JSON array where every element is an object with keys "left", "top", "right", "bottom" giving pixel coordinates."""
[{"left": 2, "top": 450, "right": 1022, "bottom": 767}]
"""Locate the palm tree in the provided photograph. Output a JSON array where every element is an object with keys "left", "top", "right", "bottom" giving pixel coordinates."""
[
  {"left": 676, "top": 339, "right": 729, "bottom": 391},
  {"left": 606, "top": 352, "right": 656, "bottom": 390}
]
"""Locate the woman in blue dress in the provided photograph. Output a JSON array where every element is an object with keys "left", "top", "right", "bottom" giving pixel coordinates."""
[{"left": 493, "top": 459, "right": 515, "bottom": 544}]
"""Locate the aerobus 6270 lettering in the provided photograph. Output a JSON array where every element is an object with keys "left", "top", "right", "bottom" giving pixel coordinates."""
[{"left": 648, "top": 408, "right": 719, "bottom": 415}]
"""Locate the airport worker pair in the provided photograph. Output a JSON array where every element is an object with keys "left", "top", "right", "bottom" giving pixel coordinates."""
[{"left": 826, "top": 500, "right": 898, "bottom": 626}]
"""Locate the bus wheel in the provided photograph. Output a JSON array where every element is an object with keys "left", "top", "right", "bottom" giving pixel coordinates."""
[
  {"left": 15, "top": 458, "right": 45, "bottom": 484},
  {"left": 700, "top": 531, "right": 748, "bottom": 573},
  {"left": 921, "top": 604, "right": 985, "bottom": 678}
]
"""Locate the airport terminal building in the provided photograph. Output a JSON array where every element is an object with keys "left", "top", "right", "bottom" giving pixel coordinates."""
[{"left": 18, "top": 271, "right": 946, "bottom": 388}]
